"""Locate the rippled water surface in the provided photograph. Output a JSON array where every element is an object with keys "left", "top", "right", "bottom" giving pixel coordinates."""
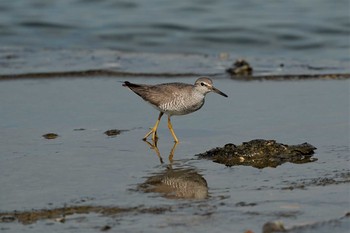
[{"left": 0, "top": 0, "right": 349, "bottom": 60}]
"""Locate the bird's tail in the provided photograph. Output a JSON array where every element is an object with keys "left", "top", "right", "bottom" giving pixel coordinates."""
[{"left": 122, "top": 81, "right": 141, "bottom": 88}]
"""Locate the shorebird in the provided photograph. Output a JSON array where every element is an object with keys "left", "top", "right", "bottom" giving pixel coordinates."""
[{"left": 122, "top": 77, "right": 228, "bottom": 142}]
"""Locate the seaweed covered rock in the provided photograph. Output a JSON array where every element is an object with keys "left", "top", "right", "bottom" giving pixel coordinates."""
[
  {"left": 226, "top": 59, "right": 253, "bottom": 76},
  {"left": 196, "top": 139, "right": 317, "bottom": 168}
]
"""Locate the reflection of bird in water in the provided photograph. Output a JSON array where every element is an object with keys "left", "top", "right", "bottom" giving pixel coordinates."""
[
  {"left": 139, "top": 168, "right": 208, "bottom": 199},
  {"left": 141, "top": 133, "right": 207, "bottom": 199},
  {"left": 123, "top": 77, "right": 227, "bottom": 142},
  {"left": 143, "top": 139, "right": 178, "bottom": 163}
]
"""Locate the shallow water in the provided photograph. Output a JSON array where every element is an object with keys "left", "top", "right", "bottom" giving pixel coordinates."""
[
  {"left": 0, "top": 0, "right": 349, "bottom": 61},
  {"left": 0, "top": 1, "right": 349, "bottom": 231},
  {"left": 0, "top": 77, "right": 349, "bottom": 232}
]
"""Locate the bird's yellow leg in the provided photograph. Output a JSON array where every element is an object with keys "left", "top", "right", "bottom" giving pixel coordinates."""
[
  {"left": 143, "top": 139, "right": 163, "bottom": 164},
  {"left": 143, "top": 112, "right": 164, "bottom": 141},
  {"left": 167, "top": 116, "right": 179, "bottom": 143},
  {"left": 168, "top": 141, "right": 179, "bottom": 162}
]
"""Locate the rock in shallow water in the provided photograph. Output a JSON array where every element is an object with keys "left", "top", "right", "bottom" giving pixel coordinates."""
[
  {"left": 42, "top": 133, "right": 59, "bottom": 139},
  {"left": 196, "top": 139, "right": 317, "bottom": 169},
  {"left": 226, "top": 59, "right": 253, "bottom": 76}
]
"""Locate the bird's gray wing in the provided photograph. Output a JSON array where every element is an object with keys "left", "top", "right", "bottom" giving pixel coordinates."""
[{"left": 125, "top": 82, "right": 186, "bottom": 106}]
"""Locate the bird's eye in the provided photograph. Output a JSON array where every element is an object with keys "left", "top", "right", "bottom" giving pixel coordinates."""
[{"left": 200, "top": 82, "right": 205, "bottom": 86}]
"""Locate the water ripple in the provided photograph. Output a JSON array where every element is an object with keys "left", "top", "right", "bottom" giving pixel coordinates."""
[{"left": 0, "top": 0, "right": 348, "bottom": 60}]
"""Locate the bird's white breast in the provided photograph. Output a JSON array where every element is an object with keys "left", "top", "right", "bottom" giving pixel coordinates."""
[{"left": 158, "top": 91, "right": 205, "bottom": 116}]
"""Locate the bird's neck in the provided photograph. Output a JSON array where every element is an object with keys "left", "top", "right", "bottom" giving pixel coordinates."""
[{"left": 191, "top": 89, "right": 205, "bottom": 101}]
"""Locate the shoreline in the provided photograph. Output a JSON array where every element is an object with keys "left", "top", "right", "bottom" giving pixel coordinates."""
[{"left": 0, "top": 70, "right": 349, "bottom": 81}]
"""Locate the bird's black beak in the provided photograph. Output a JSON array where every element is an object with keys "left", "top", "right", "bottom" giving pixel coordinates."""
[{"left": 212, "top": 86, "right": 228, "bottom": 97}]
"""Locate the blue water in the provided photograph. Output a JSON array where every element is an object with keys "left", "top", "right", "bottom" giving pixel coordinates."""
[{"left": 0, "top": 0, "right": 349, "bottom": 60}]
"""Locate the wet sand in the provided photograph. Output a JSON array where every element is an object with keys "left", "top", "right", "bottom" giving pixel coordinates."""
[{"left": 0, "top": 50, "right": 349, "bottom": 232}]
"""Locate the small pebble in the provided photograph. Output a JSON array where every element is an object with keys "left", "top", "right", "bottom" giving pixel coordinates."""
[
  {"left": 101, "top": 225, "right": 111, "bottom": 231},
  {"left": 262, "top": 221, "right": 286, "bottom": 233},
  {"left": 104, "top": 129, "right": 122, "bottom": 137},
  {"left": 42, "top": 133, "right": 59, "bottom": 139}
]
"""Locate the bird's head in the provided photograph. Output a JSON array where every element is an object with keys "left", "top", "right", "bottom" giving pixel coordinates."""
[{"left": 194, "top": 77, "right": 228, "bottom": 97}]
